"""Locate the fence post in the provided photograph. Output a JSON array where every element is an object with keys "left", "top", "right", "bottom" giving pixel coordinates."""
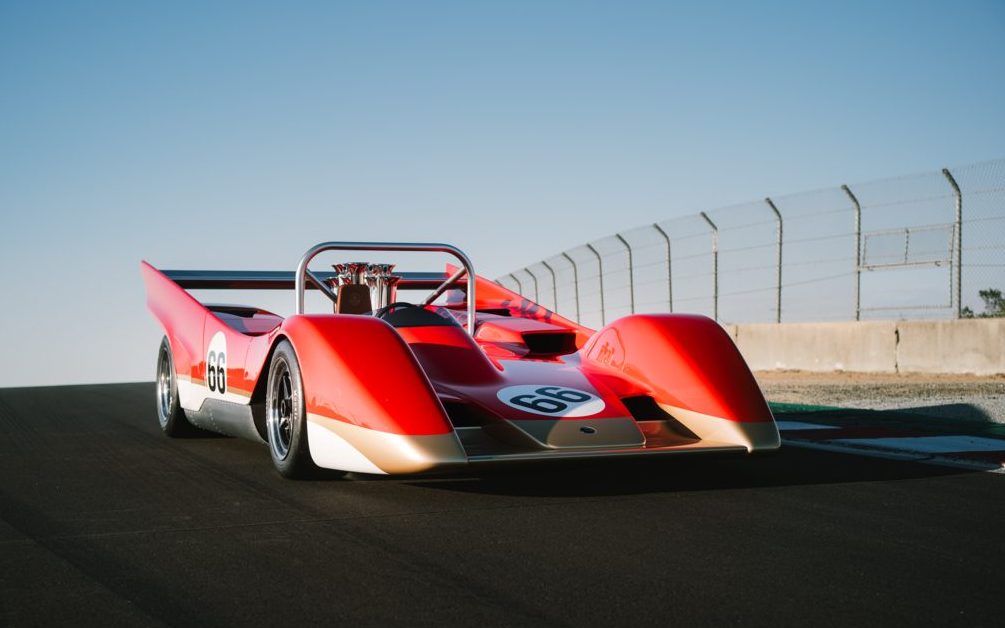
[
  {"left": 699, "top": 212, "right": 719, "bottom": 321},
  {"left": 508, "top": 273, "right": 523, "bottom": 297},
  {"left": 541, "top": 260, "right": 558, "bottom": 312},
  {"left": 524, "top": 267, "right": 540, "bottom": 304},
  {"left": 841, "top": 184, "right": 863, "bottom": 321},
  {"left": 615, "top": 233, "right": 635, "bottom": 314},
  {"left": 764, "top": 197, "right": 783, "bottom": 323},
  {"left": 942, "top": 168, "right": 963, "bottom": 318},
  {"left": 652, "top": 223, "right": 673, "bottom": 312},
  {"left": 561, "top": 252, "right": 581, "bottom": 323},
  {"left": 586, "top": 243, "right": 606, "bottom": 326}
]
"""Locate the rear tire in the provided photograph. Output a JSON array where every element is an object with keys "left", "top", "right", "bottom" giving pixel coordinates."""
[
  {"left": 156, "top": 337, "right": 193, "bottom": 436},
  {"left": 265, "top": 340, "right": 319, "bottom": 479}
]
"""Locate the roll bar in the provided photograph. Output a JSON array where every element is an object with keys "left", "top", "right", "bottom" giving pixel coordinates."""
[{"left": 294, "top": 241, "right": 477, "bottom": 336}]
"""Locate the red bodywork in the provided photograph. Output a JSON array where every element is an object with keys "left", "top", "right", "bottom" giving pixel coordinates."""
[{"left": 142, "top": 259, "right": 778, "bottom": 473}]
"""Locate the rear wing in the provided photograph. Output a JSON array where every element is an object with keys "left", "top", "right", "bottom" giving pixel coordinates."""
[
  {"left": 149, "top": 241, "right": 479, "bottom": 336},
  {"left": 161, "top": 269, "right": 457, "bottom": 291}
]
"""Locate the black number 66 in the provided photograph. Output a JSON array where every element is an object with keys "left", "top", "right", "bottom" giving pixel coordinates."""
[
  {"left": 207, "top": 350, "right": 227, "bottom": 393},
  {"left": 510, "top": 386, "right": 591, "bottom": 414}
]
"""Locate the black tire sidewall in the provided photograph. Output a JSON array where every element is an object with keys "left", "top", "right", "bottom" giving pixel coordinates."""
[
  {"left": 157, "top": 337, "right": 189, "bottom": 436},
  {"left": 267, "top": 340, "right": 315, "bottom": 478}
]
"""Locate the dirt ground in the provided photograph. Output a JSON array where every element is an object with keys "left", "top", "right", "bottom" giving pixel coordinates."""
[{"left": 754, "top": 371, "right": 1005, "bottom": 423}]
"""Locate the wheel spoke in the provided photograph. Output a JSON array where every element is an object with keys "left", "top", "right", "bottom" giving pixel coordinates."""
[
  {"left": 268, "top": 363, "right": 297, "bottom": 459},
  {"left": 281, "top": 376, "right": 291, "bottom": 404}
]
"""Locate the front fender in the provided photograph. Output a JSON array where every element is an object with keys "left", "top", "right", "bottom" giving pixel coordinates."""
[
  {"left": 581, "top": 314, "right": 779, "bottom": 451},
  {"left": 280, "top": 315, "right": 453, "bottom": 436},
  {"left": 278, "top": 315, "right": 467, "bottom": 474}
]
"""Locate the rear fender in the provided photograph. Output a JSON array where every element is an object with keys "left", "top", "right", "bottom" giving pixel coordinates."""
[
  {"left": 446, "top": 267, "right": 594, "bottom": 346},
  {"left": 141, "top": 261, "right": 205, "bottom": 382}
]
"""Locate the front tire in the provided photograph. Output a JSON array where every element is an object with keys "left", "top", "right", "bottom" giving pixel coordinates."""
[
  {"left": 156, "top": 337, "right": 193, "bottom": 436},
  {"left": 265, "top": 340, "right": 318, "bottom": 479}
]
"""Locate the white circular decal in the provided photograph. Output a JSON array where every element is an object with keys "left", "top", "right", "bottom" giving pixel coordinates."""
[
  {"left": 496, "top": 385, "right": 605, "bottom": 417},
  {"left": 206, "top": 331, "right": 227, "bottom": 395}
]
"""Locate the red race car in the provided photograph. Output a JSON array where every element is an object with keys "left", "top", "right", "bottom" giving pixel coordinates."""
[{"left": 142, "top": 241, "right": 779, "bottom": 478}]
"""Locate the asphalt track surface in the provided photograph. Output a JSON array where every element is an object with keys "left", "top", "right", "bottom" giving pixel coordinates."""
[{"left": 2, "top": 384, "right": 1003, "bottom": 627}]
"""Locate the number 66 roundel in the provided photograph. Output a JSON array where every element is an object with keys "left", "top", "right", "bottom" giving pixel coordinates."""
[
  {"left": 496, "top": 385, "right": 605, "bottom": 417},
  {"left": 205, "top": 331, "right": 228, "bottom": 395}
]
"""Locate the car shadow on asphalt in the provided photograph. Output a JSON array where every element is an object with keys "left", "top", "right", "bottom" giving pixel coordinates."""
[
  {"left": 775, "top": 404, "right": 1004, "bottom": 433},
  {"left": 398, "top": 445, "right": 975, "bottom": 498}
]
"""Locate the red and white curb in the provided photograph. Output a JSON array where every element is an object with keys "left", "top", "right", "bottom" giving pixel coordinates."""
[{"left": 776, "top": 420, "right": 1005, "bottom": 473}]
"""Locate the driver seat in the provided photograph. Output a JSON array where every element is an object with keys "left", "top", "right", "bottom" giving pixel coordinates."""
[{"left": 379, "top": 305, "right": 460, "bottom": 328}]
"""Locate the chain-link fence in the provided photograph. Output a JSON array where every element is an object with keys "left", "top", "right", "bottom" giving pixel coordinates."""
[{"left": 498, "top": 159, "right": 1005, "bottom": 328}]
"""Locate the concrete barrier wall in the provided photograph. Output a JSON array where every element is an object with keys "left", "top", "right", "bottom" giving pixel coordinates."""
[
  {"left": 896, "top": 319, "right": 1005, "bottom": 375},
  {"left": 730, "top": 319, "right": 1004, "bottom": 375}
]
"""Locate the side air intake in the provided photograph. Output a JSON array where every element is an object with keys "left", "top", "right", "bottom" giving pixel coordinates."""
[
  {"left": 441, "top": 401, "right": 496, "bottom": 428},
  {"left": 621, "top": 396, "right": 699, "bottom": 439}
]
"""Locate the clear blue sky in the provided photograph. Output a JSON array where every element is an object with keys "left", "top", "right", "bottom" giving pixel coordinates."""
[{"left": 1, "top": 0, "right": 1003, "bottom": 386}]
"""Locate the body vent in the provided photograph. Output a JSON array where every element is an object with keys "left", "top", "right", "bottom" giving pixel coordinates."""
[{"left": 521, "top": 332, "right": 577, "bottom": 356}]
